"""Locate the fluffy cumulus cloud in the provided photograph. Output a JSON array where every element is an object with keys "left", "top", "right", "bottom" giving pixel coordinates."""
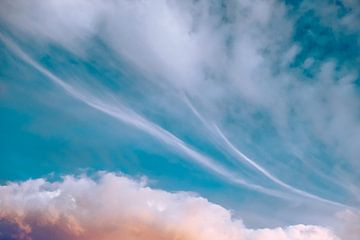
[{"left": 0, "top": 173, "right": 340, "bottom": 240}]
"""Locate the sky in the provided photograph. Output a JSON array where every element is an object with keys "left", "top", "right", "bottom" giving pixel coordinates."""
[{"left": 0, "top": 0, "right": 359, "bottom": 239}]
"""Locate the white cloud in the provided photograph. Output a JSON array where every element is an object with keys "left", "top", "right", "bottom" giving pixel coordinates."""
[
  {"left": 0, "top": 0, "right": 105, "bottom": 53},
  {"left": 0, "top": 173, "right": 341, "bottom": 240}
]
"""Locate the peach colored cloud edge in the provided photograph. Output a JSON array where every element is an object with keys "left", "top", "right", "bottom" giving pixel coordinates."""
[{"left": 0, "top": 173, "right": 355, "bottom": 240}]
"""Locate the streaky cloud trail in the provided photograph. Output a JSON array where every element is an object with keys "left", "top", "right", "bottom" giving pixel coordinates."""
[
  {"left": 0, "top": 33, "right": 287, "bottom": 200},
  {"left": 184, "top": 96, "right": 351, "bottom": 209},
  {"left": 213, "top": 124, "right": 348, "bottom": 208}
]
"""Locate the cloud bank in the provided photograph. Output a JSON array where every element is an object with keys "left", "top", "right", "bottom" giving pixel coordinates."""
[{"left": 0, "top": 173, "right": 340, "bottom": 240}]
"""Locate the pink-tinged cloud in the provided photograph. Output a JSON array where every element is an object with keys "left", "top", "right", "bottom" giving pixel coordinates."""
[
  {"left": 335, "top": 209, "right": 360, "bottom": 240},
  {"left": 0, "top": 173, "right": 340, "bottom": 240}
]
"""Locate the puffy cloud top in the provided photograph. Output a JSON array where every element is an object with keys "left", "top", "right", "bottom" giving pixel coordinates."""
[{"left": 0, "top": 173, "right": 340, "bottom": 240}]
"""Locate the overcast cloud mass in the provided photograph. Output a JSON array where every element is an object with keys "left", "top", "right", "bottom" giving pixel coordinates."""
[{"left": 0, "top": 0, "right": 359, "bottom": 239}]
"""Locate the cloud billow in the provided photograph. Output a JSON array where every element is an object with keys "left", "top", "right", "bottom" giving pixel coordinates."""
[{"left": 0, "top": 173, "right": 341, "bottom": 240}]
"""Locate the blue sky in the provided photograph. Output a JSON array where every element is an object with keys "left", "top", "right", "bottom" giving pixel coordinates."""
[{"left": 0, "top": 1, "right": 360, "bottom": 239}]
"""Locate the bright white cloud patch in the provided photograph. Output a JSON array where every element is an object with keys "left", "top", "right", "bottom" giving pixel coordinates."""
[{"left": 0, "top": 173, "right": 340, "bottom": 240}]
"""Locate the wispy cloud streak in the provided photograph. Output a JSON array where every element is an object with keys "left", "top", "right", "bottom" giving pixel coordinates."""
[
  {"left": 184, "top": 96, "right": 349, "bottom": 208},
  {"left": 213, "top": 124, "right": 348, "bottom": 208},
  {"left": 0, "top": 33, "right": 285, "bottom": 199}
]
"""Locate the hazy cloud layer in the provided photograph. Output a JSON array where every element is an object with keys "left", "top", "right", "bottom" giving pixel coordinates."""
[{"left": 0, "top": 173, "right": 341, "bottom": 240}]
